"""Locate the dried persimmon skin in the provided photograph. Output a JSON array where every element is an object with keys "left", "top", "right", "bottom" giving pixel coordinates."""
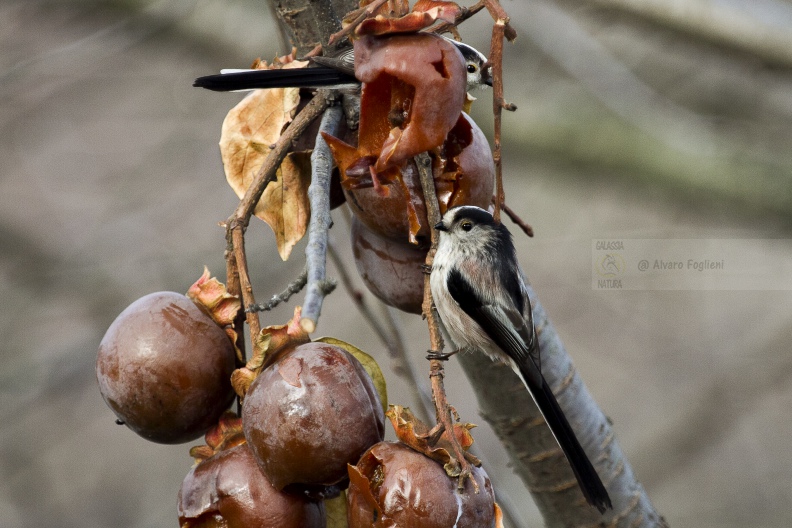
[
  {"left": 354, "top": 32, "right": 467, "bottom": 172},
  {"left": 178, "top": 443, "right": 325, "bottom": 528},
  {"left": 347, "top": 442, "right": 495, "bottom": 528},
  {"left": 329, "top": 113, "right": 494, "bottom": 246},
  {"left": 323, "top": 33, "right": 491, "bottom": 246},
  {"left": 355, "top": 0, "right": 462, "bottom": 37}
]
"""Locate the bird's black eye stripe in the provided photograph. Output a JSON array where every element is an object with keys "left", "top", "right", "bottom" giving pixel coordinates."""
[
  {"left": 467, "top": 64, "right": 477, "bottom": 73},
  {"left": 461, "top": 222, "right": 473, "bottom": 231}
]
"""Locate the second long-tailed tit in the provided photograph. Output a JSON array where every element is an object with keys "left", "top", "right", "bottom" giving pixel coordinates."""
[
  {"left": 430, "top": 205, "right": 612, "bottom": 514},
  {"left": 193, "top": 36, "right": 491, "bottom": 93}
]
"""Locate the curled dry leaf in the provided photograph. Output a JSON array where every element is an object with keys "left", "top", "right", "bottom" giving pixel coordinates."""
[
  {"left": 261, "top": 151, "right": 312, "bottom": 261},
  {"left": 188, "top": 411, "right": 246, "bottom": 464},
  {"left": 494, "top": 503, "right": 505, "bottom": 528},
  {"left": 220, "top": 61, "right": 311, "bottom": 260},
  {"left": 356, "top": 0, "right": 461, "bottom": 36},
  {"left": 386, "top": 405, "right": 480, "bottom": 477},
  {"left": 231, "top": 306, "right": 310, "bottom": 398},
  {"left": 187, "top": 267, "right": 241, "bottom": 327}
]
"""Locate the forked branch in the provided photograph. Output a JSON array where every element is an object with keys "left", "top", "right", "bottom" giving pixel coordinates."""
[{"left": 224, "top": 93, "right": 331, "bottom": 347}]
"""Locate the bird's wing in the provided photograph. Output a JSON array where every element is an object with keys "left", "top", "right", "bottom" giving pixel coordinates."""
[
  {"left": 446, "top": 267, "right": 612, "bottom": 513},
  {"left": 193, "top": 68, "right": 356, "bottom": 92}
]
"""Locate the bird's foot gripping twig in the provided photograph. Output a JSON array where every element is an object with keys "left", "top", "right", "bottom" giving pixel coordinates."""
[{"left": 426, "top": 349, "right": 459, "bottom": 361}]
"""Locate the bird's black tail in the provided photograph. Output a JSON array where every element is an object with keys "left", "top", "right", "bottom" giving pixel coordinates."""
[
  {"left": 193, "top": 68, "right": 357, "bottom": 92},
  {"left": 517, "top": 362, "right": 613, "bottom": 514}
]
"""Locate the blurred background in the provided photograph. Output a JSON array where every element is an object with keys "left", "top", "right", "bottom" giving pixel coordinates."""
[{"left": 2, "top": 0, "right": 792, "bottom": 526}]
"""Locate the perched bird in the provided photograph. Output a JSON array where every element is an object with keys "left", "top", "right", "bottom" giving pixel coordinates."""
[
  {"left": 193, "top": 36, "right": 492, "bottom": 93},
  {"left": 430, "top": 205, "right": 612, "bottom": 514}
]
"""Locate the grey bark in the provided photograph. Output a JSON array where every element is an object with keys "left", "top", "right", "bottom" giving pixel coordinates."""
[
  {"left": 301, "top": 99, "right": 343, "bottom": 331},
  {"left": 266, "top": 0, "right": 357, "bottom": 55}
]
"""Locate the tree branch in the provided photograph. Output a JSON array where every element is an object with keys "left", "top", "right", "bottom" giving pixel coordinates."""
[
  {"left": 267, "top": 0, "right": 353, "bottom": 54},
  {"left": 415, "top": 152, "right": 477, "bottom": 490},
  {"left": 301, "top": 100, "right": 344, "bottom": 333},
  {"left": 224, "top": 92, "right": 330, "bottom": 347},
  {"left": 247, "top": 268, "right": 308, "bottom": 312}
]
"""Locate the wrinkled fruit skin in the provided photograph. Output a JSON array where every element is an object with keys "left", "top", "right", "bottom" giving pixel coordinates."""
[
  {"left": 96, "top": 292, "right": 236, "bottom": 444},
  {"left": 341, "top": 112, "right": 494, "bottom": 245},
  {"left": 347, "top": 442, "right": 496, "bottom": 528},
  {"left": 243, "top": 342, "right": 385, "bottom": 491},
  {"left": 354, "top": 33, "right": 466, "bottom": 172},
  {"left": 178, "top": 442, "right": 326, "bottom": 528},
  {"left": 351, "top": 216, "right": 426, "bottom": 314}
]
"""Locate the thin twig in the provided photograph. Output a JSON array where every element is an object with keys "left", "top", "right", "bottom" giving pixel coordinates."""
[
  {"left": 224, "top": 92, "right": 331, "bottom": 347},
  {"left": 490, "top": 19, "right": 506, "bottom": 223},
  {"left": 328, "top": 0, "right": 389, "bottom": 45},
  {"left": 247, "top": 269, "right": 308, "bottom": 312},
  {"left": 230, "top": 227, "right": 260, "bottom": 340},
  {"left": 301, "top": 100, "right": 344, "bottom": 333},
  {"left": 415, "top": 152, "right": 475, "bottom": 491},
  {"left": 482, "top": 0, "right": 517, "bottom": 41},
  {"left": 499, "top": 198, "right": 534, "bottom": 237},
  {"left": 430, "top": 0, "right": 487, "bottom": 35},
  {"left": 223, "top": 248, "right": 247, "bottom": 364}
]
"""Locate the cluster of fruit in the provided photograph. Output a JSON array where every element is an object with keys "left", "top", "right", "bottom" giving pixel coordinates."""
[
  {"left": 97, "top": 286, "right": 497, "bottom": 526},
  {"left": 97, "top": 18, "right": 501, "bottom": 528}
]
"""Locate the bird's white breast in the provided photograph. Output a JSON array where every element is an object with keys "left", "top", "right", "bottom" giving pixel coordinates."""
[{"left": 430, "top": 246, "right": 510, "bottom": 364}]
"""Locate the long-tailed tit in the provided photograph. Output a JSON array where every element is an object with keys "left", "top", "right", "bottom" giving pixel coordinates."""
[
  {"left": 430, "top": 205, "right": 612, "bottom": 514},
  {"left": 193, "top": 37, "right": 491, "bottom": 93}
]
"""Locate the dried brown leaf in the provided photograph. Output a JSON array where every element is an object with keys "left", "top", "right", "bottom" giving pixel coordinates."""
[
  {"left": 259, "top": 151, "right": 312, "bottom": 261},
  {"left": 356, "top": 1, "right": 461, "bottom": 36},
  {"left": 230, "top": 306, "right": 310, "bottom": 397},
  {"left": 219, "top": 62, "right": 306, "bottom": 256},
  {"left": 188, "top": 411, "right": 245, "bottom": 464},
  {"left": 186, "top": 267, "right": 241, "bottom": 327},
  {"left": 385, "top": 405, "right": 478, "bottom": 478}
]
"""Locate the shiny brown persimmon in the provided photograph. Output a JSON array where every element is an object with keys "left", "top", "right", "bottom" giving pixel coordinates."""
[
  {"left": 242, "top": 342, "right": 385, "bottom": 492},
  {"left": 350, "top": 216, "right": 426, "bottom": 314},
  {"left": 178, "top": 442, "right": 326, "bottom": 528},
  {"left": 96, "top": 292, "right": 236, "bottom": 444}
]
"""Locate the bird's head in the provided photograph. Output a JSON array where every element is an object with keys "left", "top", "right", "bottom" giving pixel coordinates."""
[
  {"left": 434, "top": 206, "right": 500, "bottom": 249},
  {"left": 443, "top": 37, "right": 492, "bottom": 91}
]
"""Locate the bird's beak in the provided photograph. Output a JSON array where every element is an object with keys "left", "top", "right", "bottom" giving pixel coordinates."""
[
  {"left": 482, "top": 63, "right": 493, "bottom": 87},
  {"left": 434, "top": 221, "right": 448, "bottom": 232}
]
